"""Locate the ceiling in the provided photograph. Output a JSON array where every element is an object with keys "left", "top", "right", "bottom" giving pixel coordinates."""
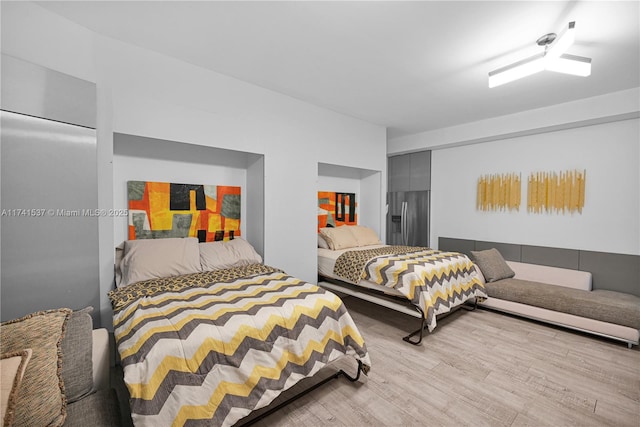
[{"left": 36, "top": 1, "right": 640, "bottom": 139}]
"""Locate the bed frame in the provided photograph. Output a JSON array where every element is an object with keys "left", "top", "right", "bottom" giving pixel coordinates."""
[
  {"left": 240, "top": 359, "right": 365, "bottom": 426},
  {"left": 318, "top": 277, "right": 477, "bottom": 345}
]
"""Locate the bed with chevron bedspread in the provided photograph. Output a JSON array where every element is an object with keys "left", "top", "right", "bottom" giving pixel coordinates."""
[
  {"left": 332, "top": 246, "right": 487, "bottom": 332},
  {"left": 109, "top": 264, "right": 370, "bottom": 427}
]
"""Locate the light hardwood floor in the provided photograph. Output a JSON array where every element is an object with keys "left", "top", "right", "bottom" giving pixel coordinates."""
[{"left": 243, "top": 296, "right": 640, "bottom": 427}]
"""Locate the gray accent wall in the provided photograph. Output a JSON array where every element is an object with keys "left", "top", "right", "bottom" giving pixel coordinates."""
[
  {"left": 439, "top": 237, "right": 640, "bottom": 297},
  {"left": 521, "top": 245, "right": 580, "bottom": 270},
  {"left": 475, "top": 240, "right": 521, "bottom": 262},
  {"left": 579, "top": 251, "right": 640, "bottom": 297}
]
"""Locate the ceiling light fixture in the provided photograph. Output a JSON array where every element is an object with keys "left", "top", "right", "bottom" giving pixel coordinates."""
[{"left": 488, "top": 21, "right": 591, "bottom": 88}]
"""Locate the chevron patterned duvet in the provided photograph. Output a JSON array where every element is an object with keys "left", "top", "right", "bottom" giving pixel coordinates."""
[
  {"left": 334, "top": 247, "right": 487, "bottom": 331},
  {"left": 109, "top": 264, "right": 370, "bottom": 426}
]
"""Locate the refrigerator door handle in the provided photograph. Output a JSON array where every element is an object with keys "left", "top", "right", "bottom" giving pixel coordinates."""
[
  {"left": 404, "top": 201, "right": 409, "bottom": 245},
  {"left": 401, "top": 201, "right": 408, "bottom": 246},
  {"left": 402, "top": 202, "right": 407, "bottom": 245},
  {"left": 399, "top": 202, "right": 404, "bottom": 245},
  {"left": 400, "top": 202, "right": 404, "bottom": 245}
]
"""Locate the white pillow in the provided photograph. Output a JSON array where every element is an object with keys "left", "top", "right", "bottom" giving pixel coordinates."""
[
  {"left": 319, "top": 226, "right": 359, "bottom": 250},
  {"left": 119, "top": 237, "right": 202, "bottom": 287},
  {"left": 200, "top": 238, "right": 262, "bottom": 271},
  {"left": 349, "top": 225, "right": 382, "bottom": 246},
  {"left": 317, "top": 234, "right": 330, "bottom": 249}
]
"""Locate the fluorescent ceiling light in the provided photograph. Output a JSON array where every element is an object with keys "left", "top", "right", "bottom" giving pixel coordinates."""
[
  {"left": 488, "top": 21, "right": 591, "bottom": 88},
  {"left": 546, "top": 54, "right": 592, "bottom": 76},
  {"left": 488, "top": 53, "right": 545, "bottom": 88}
]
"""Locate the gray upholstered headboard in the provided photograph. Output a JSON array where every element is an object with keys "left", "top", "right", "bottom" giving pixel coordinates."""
[{"left": 439, "top": 237, "right": 640, "bottom": 297}]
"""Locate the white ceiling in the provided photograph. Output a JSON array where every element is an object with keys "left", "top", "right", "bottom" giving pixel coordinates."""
[{"left": 36, "top": 1, "right": 640, "bottom": 139}]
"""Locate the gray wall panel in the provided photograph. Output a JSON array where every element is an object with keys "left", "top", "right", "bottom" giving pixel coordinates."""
[
  {"left": 521, "top": 245, "right": 580, "bottom": 269},
  {"left": 475, "top": 241, "right": 521, "bottom": 261},
  {"left": 438, "top": 237, "right": 475, "bottom": 257},
  {"left": 579, "top": 251, "right": 640, "bottom": 296}
]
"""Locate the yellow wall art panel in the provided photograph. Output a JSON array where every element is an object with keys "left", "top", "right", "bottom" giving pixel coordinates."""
[
  {"left": 477, "top": 173, "right": 521, "bottom": 211},
  {"left": 527, "top": 170, "right": 586, "bottom": 214}
]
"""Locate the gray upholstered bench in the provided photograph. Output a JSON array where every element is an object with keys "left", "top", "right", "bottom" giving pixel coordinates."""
[{"left": 473, "top": 255, "right": 640, "bottom": 348}]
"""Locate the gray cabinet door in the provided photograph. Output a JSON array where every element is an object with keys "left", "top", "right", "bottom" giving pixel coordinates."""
[
  {"left": 388, "top": 154, "right": 411, "bottom": 192},
  {"left": 388, "top": 151, "right": 431, "bottom": 192},
  {"left": 409, "top": 150, "right": 431, "bottom": 191}
]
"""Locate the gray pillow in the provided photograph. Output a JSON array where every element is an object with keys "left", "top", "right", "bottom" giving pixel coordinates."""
[
  {"left": 61, "top": 307, "right": 94, "bottom": 403},
  {"left": 471, "top": 248, "right": 515, "bottom": 282}
]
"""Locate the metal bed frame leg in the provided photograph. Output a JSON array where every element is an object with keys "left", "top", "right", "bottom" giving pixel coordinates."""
[
  {"left": 402, "top": 306, "right": 426, "bottom": 345},
  {"left": 341, "top": 359, "right": 366, "bottom": 382},
  {"left": 401, "top": 298, "right": 480, "bottom": 345}
]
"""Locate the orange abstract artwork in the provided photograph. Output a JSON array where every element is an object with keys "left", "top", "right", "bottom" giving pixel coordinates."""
[
  {"left": 127, "top": 181, "right": 241, "bottom": 241},
  {"left": 317, "top": 191, "right": 357, "bottom": 231}
]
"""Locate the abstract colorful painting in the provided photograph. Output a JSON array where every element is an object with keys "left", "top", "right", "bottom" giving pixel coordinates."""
[
  {"left": 128, "top": 181, "right": 241, "bottom": 242},
  {"left": 317, "top": 191, "right": 357, "bottom": 231}
]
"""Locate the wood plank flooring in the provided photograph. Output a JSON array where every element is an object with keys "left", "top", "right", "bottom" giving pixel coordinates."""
[{"left": 242, "top": 296, "right": 640, "bottom": 427}]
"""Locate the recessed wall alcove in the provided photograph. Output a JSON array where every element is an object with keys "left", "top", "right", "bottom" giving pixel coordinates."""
[
  {"left": 317, "top": 162, "right": 384, "bottom": 240},
  {"left": 113, "top": 133, "right": 265, "bottom": 256}
]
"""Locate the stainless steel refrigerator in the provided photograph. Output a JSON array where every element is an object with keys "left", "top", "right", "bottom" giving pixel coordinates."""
[
  {"left": 386, "top": 191, "right": 430, "bottom": 247},
  {"left": 1, "top": 110, "right": 99, "bottom": 323}
]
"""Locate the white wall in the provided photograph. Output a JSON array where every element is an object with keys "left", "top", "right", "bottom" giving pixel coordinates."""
[
  {"left": 100, "top": 37, "right": 386, "bottom": 288},
  {"left": 388, "top": 89, "right": 640, "bottom": 153},
  {"left": 317, "top": 175, "right": 361, "bottom": 195},
  {"left": 431, "top": 118, "right": 639, "bottom": 255},
  {"left": 389, "top": 88, "right": 640, "bottom": 256},
  {"left": 2, "top": 2, "right": 387, "bottom": 327}
]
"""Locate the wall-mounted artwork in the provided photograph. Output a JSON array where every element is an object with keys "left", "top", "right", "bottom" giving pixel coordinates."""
[
  {"left": 528, "top": 170, "right": 586, "bottom": 214},
  {"left": 477, "top": 173, "right": 521, "bottom": 211},
  {"left": 317, "top": 191, "right": 357, "bottom": 231},
  {"left": 127, "top": 181, "right": 241, "bottom": 241}
]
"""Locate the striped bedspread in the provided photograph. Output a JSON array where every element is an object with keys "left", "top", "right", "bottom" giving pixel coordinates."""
[
  {"left": 109, "top": 264, "right": 370, "bottom": 427},
  {"left": 334, "top": 246, "right": 487, "bottom": 331}
]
